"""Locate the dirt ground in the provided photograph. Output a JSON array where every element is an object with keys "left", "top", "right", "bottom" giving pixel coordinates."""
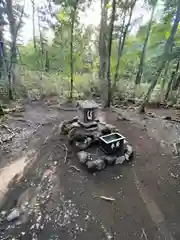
[{"left": 0, "top": 99, "right": 180, "bottom": 240}]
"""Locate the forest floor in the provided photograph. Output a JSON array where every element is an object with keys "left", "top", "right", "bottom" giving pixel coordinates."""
[{"left": 0, "top": 98, "right": 180, "bottom": 240}]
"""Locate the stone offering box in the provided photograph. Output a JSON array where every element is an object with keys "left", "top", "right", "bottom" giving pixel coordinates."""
[{"left": 99, "top": 133, "right": 125, "bottom": 155}]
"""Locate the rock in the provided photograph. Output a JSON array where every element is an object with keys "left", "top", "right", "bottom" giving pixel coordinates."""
[
  {"left": 71, "top": 122, "right": 80, "bottom": 128},
  {"left": 75, "top": 139, "right": 92, "bottom": 150},
  {"left": 105, "top": 124, "right": 117, "bottom": 132},
  {"left": 124, "top": 144, "right": 133, "bottom": 161},
  {"left": 40, "top": 224, "right": 44, "bottom": 230},
  {"left": 160, "top": 140, "right": 166, "bottom": 148},
  {"left": 117, "top": 115, "right": 128, "bottom": 121},
  {"left": 67, "top": 116, "right": 79, "bottom": 124},
  {"left": 77, "top": 151, "right": 90, "bottom": 163},
  {"left": 148, "top": 112, "right": 156, "bottom": 118},
  {"left": 125, "top": 153, "right": 129, "bottom": 161},
  {"left": 54, "top": 161, "right": 58, "bottom": 166},
  {"left": 1, "top": 133, "right": 15, "bottom": 142},
  {"left": 116, "top": 156, "right": 125, "bottom": 164},
  {"left": 103, "top": 156, "right": 116, "bottom": 165},
  {"left": 86, "top": 159, "right": 106, "bottom": 171},
  {"left": 163, "top": 116, "right": 172, "bottom": 120},
  {"left": 78, "top": 120, "right": 98, "bottom": 129},
  {"left": 122, "top": 105, "right": 127, "bottom": 109},
  {"left": 127, "top": 144, "right": 133, "bottom": 155},
  {"left": 30, "top": 224, "right": 35, "bottom": 230},
  {"left": 173, "top": 142, "right": 180, "bottom": 155},
  {"left": 36, "top": 223, "right": 40, "bottom": 229},
  {"left": 68, "top": 128, "right": 77, "bottom": 143},
  {"left": 101, "top": 126, "right": 112, "bottom": 135},
  {"left": 0, "top": 211, "right": 6, "bottom": 216},
  {"left": 74, "top": 133, "right": 87, "bottom": 142},
  {"left": 59, "top": 120, "right": 69, "bottom": 134},
  {"left": 7, "top": 208, "right": 20, "bottom": 221},
  {"left": 107, "top": 234, "right": 113, "bottom": 240},
  {"left": 37, "top": 215, "right": 42, "bottom": 223}
]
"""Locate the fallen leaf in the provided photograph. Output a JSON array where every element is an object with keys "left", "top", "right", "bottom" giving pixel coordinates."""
[
  {"left": 170, "top": 172, "right": 179, "bottom": 179},
  {"left": 69, "top": 165, "right": 81, "bottom": 172},
  {"left": 100, "top": 196, "right": 115, "bottom": 202},
  {"left": 173, "top": 143, "right": 179, "bottom": 155}
]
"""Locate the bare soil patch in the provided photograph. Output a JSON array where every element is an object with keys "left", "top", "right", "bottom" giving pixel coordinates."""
[{"left": 0, "top": 100, "right": 180, "bottom": 240}]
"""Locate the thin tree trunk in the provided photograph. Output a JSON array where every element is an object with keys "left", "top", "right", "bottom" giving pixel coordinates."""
[
  {"left": 0, "top": 33, "right": 5, "bottom": 110},
  {"left": 0, "top": 33, "right": 10, "bottom": 91},
  {"left": 172, "top": 61, "right": 180, "bottom": 90},
  {"left": 113, "top": 0, "right": 136, "bottom": 90},
  {"left": 165, "top": 61, "right": 179, "bottom": 100},
  {"left": 160, "top": 61, "right": 169, "bottom": 102},
  {"left": 7, "top": 0, "right": 17, "bottom": 100},
  {"left": 175, "top": 76, "right": 180, "bottom": 98},
  {"left": 0, "top": 104, "right": 4, "bottom": 115},
  {"left": 7, "top": 0, "right": 24, "bottom": 96},
  {"left": 7, "top": 0, "right": 17, "bottom": 64},
  {"left": 70, "top": 0, "right": 79, "bottom": 101},
  {"left": 0, "top": 2, "right": 8, "bottom": 84},
  {"left": 0, "top": 30, "right": 3, "bottom": 79},
  {"left": 37, "top": 12, "right": 44, "bottom": 77},
  {"left": 45, "top": 50, "right": 49, "bottom": 72},
  {"left": 175, "top": 75, "right": 180, "bottom": 92},
  {"left": 99, "top": 0, "right": 108, "bottom": 103},
  {"left": 135, "top": 3, "right": 156, "bottom": 86},
  {"left": 139, "top": 1, "right": 180, "bottom": 113},
  {"left": 31, "top": 0, "right": 36, "bottom": 49},
  {"left": 106, "top": 0, "right": 116, "bottom": 107},
  {"left": 113, "top": 11, "right": 126, "bottom": 88},
  {"left": 164, "top": 71, "right": 175, "bottom": 101},
  {"left": 8, "top": 72, "right": 13, "bottom": 100}
]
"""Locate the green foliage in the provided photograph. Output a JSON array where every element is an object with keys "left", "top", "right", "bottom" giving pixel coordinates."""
[{"left": 1, "top": 0, "right": 180, "bottom": 105}]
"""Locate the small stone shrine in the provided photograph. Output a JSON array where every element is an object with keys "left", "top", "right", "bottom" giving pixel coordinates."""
[
  {"left": 77, "top": 100, "right": 99, "bottom": 122},
  {"left": 60, "top": 100, "right": 133, "bottom": 172}
]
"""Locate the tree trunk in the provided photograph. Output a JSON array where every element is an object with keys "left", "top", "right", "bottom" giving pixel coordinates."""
[
  {"left": 0, "top": 104, "right": 4, "bottom": 115},
  {"left": 105, "top": 0, "right": 116, "bottom": 107},
  {"left": 37, "top": 13, "right": 44, "bottom": 73},
  {"left": 172, "top": 61, "right": 180, "bottom": 90},
  {"left": 139, "top": 1, "right": 180, "bottom": 113},
  {"left": 7, "top": 0, "right": 17, "bottom": 100},
  {"left": 99, "top": 0, "right": 108, "bottom": 104},
  {"left": 113, "top": 0, "right": 136, "bottom": 90},
  {"left": 175, "top": 76, "right": 180, "bottom": 98},
  {"left": 7, "top": 0, "right": 17, "bottom": 64},
  {"left": 8, "top": 72, "right": 13, "bottom": 100},
  {"left": 0, "top": 30, "right": 3, "bottom": 79},
  {"left": 174, "top": 75, "right": 180, "bottom": 92},
  {"left": 135, "top": 2, "right": 156, "bottom": 87},
  {"left": 165, "top": 61, "right": 179, "bottom": 100},
  {"left": 45, "top": 50, "right": 49, "bottom": 72},
  {"left": 31, "top": 0, "right": 36, "bottom": 49},
  {"left": 70, "top": 0, "right": 79, "bottom": 101},
  {"left": 113, "top": 11, "right": 126, "bottom": 89},
  {"left": 160, "top": 61, "right": 169, "bottom": 102},
  {"left": 164, "top": 71, "right": 175, "bottom": 101}
]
